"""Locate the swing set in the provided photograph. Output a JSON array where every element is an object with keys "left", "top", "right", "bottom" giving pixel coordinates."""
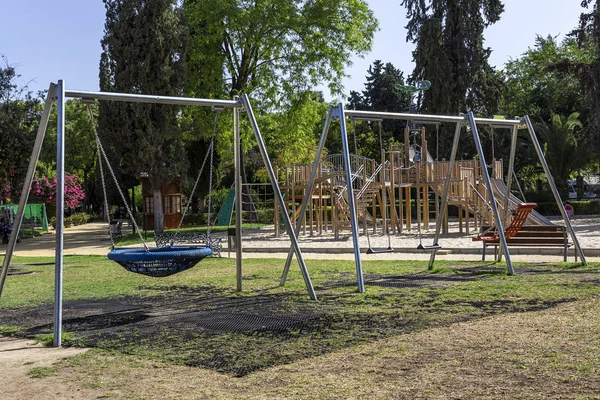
[
  {"left": 279, "top": 104, "right": 587, "bottom": 296},
  {"left": 0, "top": 81, "right": 318, "bottom": 347},
  {"left": 0, "top": 82, "right": 589, "bottom": 348}
]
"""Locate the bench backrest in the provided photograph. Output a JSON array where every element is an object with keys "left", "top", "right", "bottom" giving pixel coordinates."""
[{"left": 503, "top": 203, "right": 538, "bottom": 239}]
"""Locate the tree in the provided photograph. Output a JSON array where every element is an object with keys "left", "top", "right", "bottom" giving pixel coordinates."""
[
  {"left": 184, "top": 0, "right": 377, "bottom": 221},
  {"left": 99, "top": 0, "right": 188, "bottom": 232},
  {"left": 184, "top": 0, "right": 378, "bottom": 104},
  {"left": 535, "top": 112, "right": 591, "bottom": 199},
  {"left": 39, "top": 100, "right": 101, "bottom": 213},
  {"left": 259, "top": 91, "right": 328, "bottom": 173},
  {"left": 401, "top": 0, "right": 505, "bottom": 159},
  {"left": 563, "top": 0, "right": 600, "bottom": 149},
  {"left": 501, "top": 35, "right": 588, "bottom": 121},
  {"left": 0, "top": 58, "right": 41, "bottom": 204},
  {"left": 346, "top": 60, "right": 412, "bottom": 157}
]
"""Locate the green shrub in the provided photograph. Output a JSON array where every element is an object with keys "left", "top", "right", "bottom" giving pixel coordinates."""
[
  {"left": 535, "top": 200, "right": 600, "bottom": 216},
  {"left": 68, "top": 212, "right": 91, "bottom": 226},
  {"left": 534, "top": 202, "right": 561, "bottom": 216},
  {"left": 524, "top": 190, "right": 555, "bottom": 203},
  {"left": 209, "top": 188, "right": 231, "bottom": 212},
  {"left": 570, "top": 200, "right": 600, "bottom": 215},
  {"left": 256, "top": 208, "right": 275, "bottom": 223},
  {"left": 182, "top": 213, "right": 207, "bottom": 226}
]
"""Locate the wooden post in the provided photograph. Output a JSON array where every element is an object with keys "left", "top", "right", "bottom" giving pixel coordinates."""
[{"left": 405, "top": 186, "right": 411, "bottom": 231}]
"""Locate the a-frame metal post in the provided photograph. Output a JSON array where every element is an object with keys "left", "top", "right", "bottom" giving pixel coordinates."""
[
  {"left": 523, "top": 116, "right": 587, "bottom": 264},
  {"left": 497, "top": 124, "right": 519, "bottom": 262},
  {"left": 280, "top": 105, "right": 335, "bottom": 285},
  {"left": 241, "top": 95, "right": 317, "bottom": 300},
  {"left": 467, "top": 111, "right": 515, "bottom": 275},
  {"left": 335, "top": 103, "right": 365, "bottom": 292},
  {"left": 428, "top": 121, "right": 462, "bottom": 269},
  {"left": 54, "top": 80, "right": 66, "bottom": 346},
  {"left": 233, "top": 96, "right": 243, "bottom": 291},
  {"left": 0, "top": 83, "right": 57, "bottom": 298}
]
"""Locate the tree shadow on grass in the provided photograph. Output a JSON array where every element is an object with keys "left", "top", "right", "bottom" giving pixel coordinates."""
[{"left": 0, "top": 265, "right": 597, "bottom": 376}]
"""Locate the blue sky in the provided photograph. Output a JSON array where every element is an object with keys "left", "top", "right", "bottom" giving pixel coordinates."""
[{"left": 0, "top": 0, "right": 586, "bottom": 102}]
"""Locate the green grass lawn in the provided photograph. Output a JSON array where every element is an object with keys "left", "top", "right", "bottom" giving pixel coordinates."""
[{"left": 1, "top": 254, "right": 599, "bottom": 378}]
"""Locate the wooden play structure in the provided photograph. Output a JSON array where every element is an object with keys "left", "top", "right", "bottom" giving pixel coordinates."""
[{"left": 276, "top": 125, "right": 540, "bottom": 240}]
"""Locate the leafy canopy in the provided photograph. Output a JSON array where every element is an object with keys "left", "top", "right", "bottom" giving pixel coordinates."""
[
  {"left": 184, "top": 0, "right": 378, "bottom": 104},
  {"left": 0, "top": 58, "right": 41, "bottom": 202},
  {"left": 502, "top": 35, "right": 592, "bottom": 122}
]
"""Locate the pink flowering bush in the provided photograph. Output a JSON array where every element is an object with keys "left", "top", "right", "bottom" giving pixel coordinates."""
[{"left": 3, "top": 173, "right": 85, "bottom": 209}]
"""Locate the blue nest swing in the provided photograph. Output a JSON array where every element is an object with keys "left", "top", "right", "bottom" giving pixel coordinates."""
[
  {"left": 88, "top": 101, "right": 219, "bottom": 278},
  {"left": 108, "top": 246, "right": 212, "bottom": 277}
]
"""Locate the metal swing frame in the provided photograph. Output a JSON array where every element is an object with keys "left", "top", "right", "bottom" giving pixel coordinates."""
[
  {"left": 280, "top": 104, "right": 587, "bottom": 294},
  {"left": 0, "top": 81, "right": 317, "bottom": 347}
]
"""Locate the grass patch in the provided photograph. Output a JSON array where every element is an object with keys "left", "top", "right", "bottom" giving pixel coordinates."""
[
  {"left": 1, "top": 254, "right": 599, "bottom": 377},
  {"left": 28, "top": 366, "right": 59, "bottom": 378},
  {"left": 0, "top": 325, "right": 23, "bottom": 335},
  {"left": 34, "top": 331, "right": 77, "bottom": 347}
]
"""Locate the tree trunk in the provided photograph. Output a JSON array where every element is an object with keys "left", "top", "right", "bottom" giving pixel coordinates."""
[{"left": 153, "top": 186, "right": 164, "bottom": 233}]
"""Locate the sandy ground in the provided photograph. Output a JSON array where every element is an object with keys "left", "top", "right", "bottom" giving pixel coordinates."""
[
  {"left": 0, "top": 337, "right": 89, "bottom": 400},
  {"left": 2, "top": 215, "right": 599, "bottom": 262}
]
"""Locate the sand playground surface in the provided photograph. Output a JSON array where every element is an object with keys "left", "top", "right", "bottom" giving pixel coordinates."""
[{"left": 2, "top": 215, "right": 599, "bottom": 262}]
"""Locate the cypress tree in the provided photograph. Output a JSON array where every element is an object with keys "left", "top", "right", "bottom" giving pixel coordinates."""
[
  {"left": 402, "top": 0, "right": 505, "bottom": 158},
  {"left": 99, "top": 0, "right": 188, "bottom": 232}
]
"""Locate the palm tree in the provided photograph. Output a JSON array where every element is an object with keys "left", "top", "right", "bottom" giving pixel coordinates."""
[{"left": 535, "top": 112, "right": 591, "bottom": 199}]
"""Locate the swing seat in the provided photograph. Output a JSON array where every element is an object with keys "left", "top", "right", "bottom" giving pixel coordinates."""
[
  {"left": 417, "top": 243, "right": 441, "bottom": 250},
  {"left": 366, "top": 246, "right": 394, "bottom": 254},
  {"left": 108, "top": 246, "right": 212, "bottom": 277}
]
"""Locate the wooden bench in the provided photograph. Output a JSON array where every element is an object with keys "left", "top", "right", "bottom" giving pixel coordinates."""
[
  {"left": 478, "top": 225, "right": 573, "bottom": 262},
  {"left": 154, "top": 232, "right": 222, "bottom": 258}
]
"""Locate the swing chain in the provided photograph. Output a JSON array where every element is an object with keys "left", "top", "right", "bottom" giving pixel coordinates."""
[
  {"left": 172, "top": 108, "right": 220, "bottom": 245},
  {"left": 87, "top": 104, "right": 149, "bottom": 251}
]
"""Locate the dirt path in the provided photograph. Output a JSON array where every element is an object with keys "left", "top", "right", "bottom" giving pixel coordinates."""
[{"left": 0, "top": 337, "right": 90, "bottom": 400}]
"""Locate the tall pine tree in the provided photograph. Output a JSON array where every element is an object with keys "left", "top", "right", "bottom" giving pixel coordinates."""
[
  {"left": 401, "top": 0, "right": 505, "bottom": 159},
  {"left": 346, "top": 60, "right": 412, "bottom": 157},
  {"left": 569, "top": 0, "right": 600, "bottom": 149},
  {"left": 99, "top": 0, "right": 188, "bottom": 232},
  {"left": 402, "top": 0, "right": 504, "bottom": 116}
]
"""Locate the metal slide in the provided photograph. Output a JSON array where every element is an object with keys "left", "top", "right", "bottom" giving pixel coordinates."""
[{"left": 491, "top": 178, "right": 554, "bottom": 226}]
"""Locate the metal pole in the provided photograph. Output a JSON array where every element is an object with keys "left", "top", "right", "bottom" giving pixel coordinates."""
[
  {"left": 337, "top": 103, "right": 365, "bottom": 293},
  {"left": 233, "top": 96, "right": 243, "bottom": 291},
  {"left": 241, "top": 95, "right": 317, "bottom": 300},
  {"left": 497, "top": 124, "right": 519, "bottom": 262},
  {"left": 523, "top": 116, "right": 587, "bottom": 264},
  {"left": 0, "top": 83, "right": 57, "bottom": 298},
  {"left": 467, "top": 112, "right": 514, "bottom": 275},
  {"left": 54, "top": 80, "right": 66, "bottom": 347},
  {"left": 280, "top": 105, "right": 335, "bottom": 285},
  {"left": 344, "top": 109, "right": 521, "bottom": 127},
  {"left": 65, "top": 90, "right": 239, "bottom": 108},
  {"left": 428, "top": 121, "right": 462, "bottom": 269}
]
